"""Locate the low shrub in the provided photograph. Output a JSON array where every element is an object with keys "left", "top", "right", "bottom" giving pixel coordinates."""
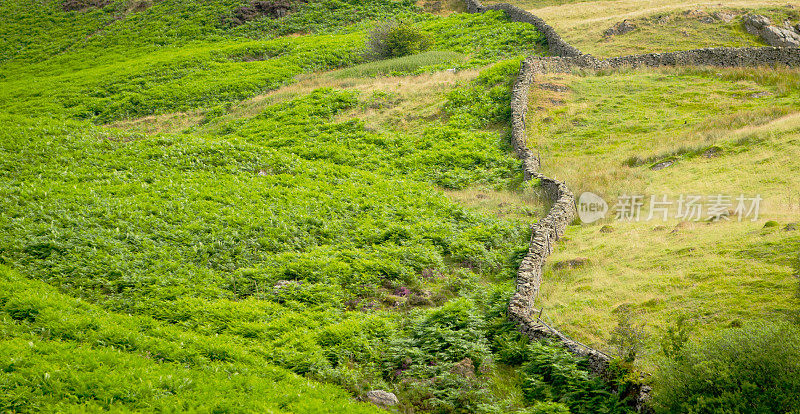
[{"left": 366, "top": 21, "right": 432, "bottom": 59}]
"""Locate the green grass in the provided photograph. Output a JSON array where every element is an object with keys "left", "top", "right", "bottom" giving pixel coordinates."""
[
  {"left": 332, "top": 50, "right": 467, "bottom": 77},
  {"left": 0, "top": 265, "right": 382, "bottom": 413}
]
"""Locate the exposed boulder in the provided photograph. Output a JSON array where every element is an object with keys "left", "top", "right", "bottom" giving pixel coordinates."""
[
  {"left": 761, "top": 25, "right": 800, "bottom": 47},
  {"left": 743, "top": 14, "right": 772, "bottom": 35},
  {"left": 743, "top": 14, "right": 800, "bottom": 47},
  {"left": 604, "top": 20, "right": 637, "bottom": 37},
  {"left": 365, "top": 390, "right": 399, "bottom": 407}
]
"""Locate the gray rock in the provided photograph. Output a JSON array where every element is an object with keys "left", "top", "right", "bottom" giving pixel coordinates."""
[
  {"left": 651, "top": 160, "right": 674, "bottom": 170},
  {"left": 743, "top": 14, "right": 772, "bottom": 35},
  {"left": 795, "top": 23, "right": 800, "bottom": 34},
  {"left": 365, "top": 390, "right": 399, "bottom": 407},
  {"left": 743, "top": 14, "right": 800, "bottom": 47},
  {"left": 761, "top": 25, "right": 800, "bottom": 47}
]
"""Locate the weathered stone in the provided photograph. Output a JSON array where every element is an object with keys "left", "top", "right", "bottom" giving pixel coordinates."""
[
  {"left": 743, "top": 14, "right": 772, "bottom": 35},
  {"left": 784, "top": 223, "right": 799, "bottom": 231},
  {"left": 651, "top": 160, "right": 673, "bottom": 170},
  {"left": 604, "top": 20, "right": 637, "bottom": 37},
  {"left": 365, "top": 390, "right": 399, "bottom": 407},
  {"left": 743, "top": 14, "right": 800, "bottom": 47},
  {"left": 599, "top": 225, "right": 614, "bottom": 233},
  {"left": 761, "top": 25, "right": 800, "bottom": 47}
]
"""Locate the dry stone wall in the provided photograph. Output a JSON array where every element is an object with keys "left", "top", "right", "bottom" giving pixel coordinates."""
[{"left": 462, "top": 0, "right": 800, "bottom": 378}]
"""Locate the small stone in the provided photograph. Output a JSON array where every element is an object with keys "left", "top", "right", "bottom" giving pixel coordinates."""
[
  {"left": 651, "top": 160, "right": 673, "bottom": 171},
  {"left": 366, "top": 390, "right": 399, "bottom": 407},
  {"left": 553, "top": 257, "right": 589, "bottom": 269},
  {"left": 599, "top": 225, "right": 614, "bottom": 233},
  {"left": 784, "top": 223, "right": 799, "bottom": 231}
]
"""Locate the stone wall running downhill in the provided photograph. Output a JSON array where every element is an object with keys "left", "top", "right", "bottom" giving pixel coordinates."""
[{"left": 461, "top": 0, "right": 800, "bottom": 379}]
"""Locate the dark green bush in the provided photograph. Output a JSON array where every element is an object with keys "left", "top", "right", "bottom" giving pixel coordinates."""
[
  {"left": 653, "top": 321, "right": 800, "bottom": 413},
  {"left": 366, "top": 21, "right": 432, "bottom": 59}
]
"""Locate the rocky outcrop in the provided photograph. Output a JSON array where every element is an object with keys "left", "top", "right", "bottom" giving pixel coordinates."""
[{"left": 743, "top": 14, "right": 800, "bottom": 47}]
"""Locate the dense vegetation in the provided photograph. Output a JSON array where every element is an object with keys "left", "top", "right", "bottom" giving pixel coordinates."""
[
  {"left": 5, "top": 0, "right": 798, "bottom": 411},
  {"left": 0, "top": 0, "right": 624, "bottom": 412},
  {"left": 653, "top": 322, "right": 800, "bottom": 413}
]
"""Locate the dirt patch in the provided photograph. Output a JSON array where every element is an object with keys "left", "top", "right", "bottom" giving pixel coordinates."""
[
  {"left": 62, "top": 0, "right": 111, "bottom": 12},
  {"left": 231, "top": 0, "right": 306, "bottom": 26}
]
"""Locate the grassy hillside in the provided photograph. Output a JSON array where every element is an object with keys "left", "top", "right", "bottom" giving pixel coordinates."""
[
  {"left": 4, "top": 0, "right": 800, "bottom": 411},
  {"left": 0, "top": 1, "right": 637, "bottom": 412},
  {"left": 527, "top": 66, "right": 800, "bottom": 367}
]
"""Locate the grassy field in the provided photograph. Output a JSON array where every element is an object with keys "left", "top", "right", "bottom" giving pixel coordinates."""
[{"left": 526, "top": 66, "right": 800, "bottom": 367}]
